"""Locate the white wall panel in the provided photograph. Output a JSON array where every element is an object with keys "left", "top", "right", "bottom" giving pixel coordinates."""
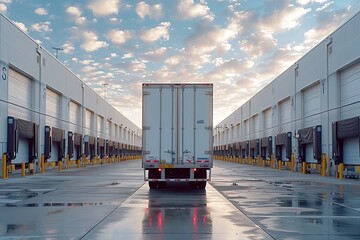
[{"left": 84, "top": 109, "right": 94, "bottom": 135}]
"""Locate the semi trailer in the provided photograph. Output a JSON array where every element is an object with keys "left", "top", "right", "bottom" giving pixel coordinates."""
[{"left": 142, "top": 83, "right": 213, "bottom": 189}]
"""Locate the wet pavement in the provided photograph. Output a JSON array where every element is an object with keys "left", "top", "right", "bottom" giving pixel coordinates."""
[{"left": 0, "top": 159, "right": 359, "bottom": 239}]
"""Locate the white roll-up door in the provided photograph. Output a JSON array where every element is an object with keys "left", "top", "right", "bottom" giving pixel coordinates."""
[
  {"left": 8, "top": 69, "right": 33, "bottom": 121},
  {"left": 340, "top": 62, "right": 360, "bottom": 165},
  {"left": 279, "top": 98, "right": 291, "bottom": 133},
  {"left": 252, "top": 114, "right": 259, "bottom": 139},
  {"left": 244, "top": 119, "right": 249, "bottom": 138},
  {"left": 303, "top": 83, "right": 321, "bottom": 128},
  {"left": 340, "top": 62, "right": 360, "bottom": 120},
  {"left": 97, "top": 115, "right": 104, "bottom": 136},
  {"left": 84, "top": 109, "right": 94, "bottom": 135},
  {"left": 263, "top": 108, "right": 272, "bottom": 137},
  {"left": 106, "top": 120, "right": 111, "bottom": 137},
  {"left": 46, "top": 88, "right": 61, "bottom": 128},
  {"left": 69, "top": 100, "right": 81, "bottom": 133}
]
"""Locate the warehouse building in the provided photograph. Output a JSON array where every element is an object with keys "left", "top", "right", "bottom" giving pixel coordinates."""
[
  {"left": 0, "top": 14, "right": 141, "bottom": 176},
  {"left": 214, "top": 11, "right": 360, "bottom": 177}
]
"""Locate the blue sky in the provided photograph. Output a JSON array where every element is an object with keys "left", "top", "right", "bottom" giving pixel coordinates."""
[{"left": 1, "top": 0, "right": 360, "bottom": 127}]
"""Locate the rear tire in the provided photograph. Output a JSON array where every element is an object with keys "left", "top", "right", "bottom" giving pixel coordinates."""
[
  {"left": 149, "top": 182, "right": 157, "bottom": 189},
  {"left": 197, "top": 182, "right": 206, "bottom": 189}
]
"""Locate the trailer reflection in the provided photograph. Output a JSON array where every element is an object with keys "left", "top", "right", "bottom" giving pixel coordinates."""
[{"left": 142, "top": 182, "right": 213, "bottom": 239}]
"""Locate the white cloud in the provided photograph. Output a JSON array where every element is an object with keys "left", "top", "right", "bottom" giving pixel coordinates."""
[
  {"left": 119, "top": 60, "right": 147, "bottom": 72},
  {"left": 260, "top": 5, "right": 311, "bottom": 31},
  {"left": 0, "top": 4, "right": 7, "bottom": 13},
  {"left": 139, "top": 22, "right": 171, "bottom": 43},
  {"left": 66, "top": 6, "right": 86, "bottom": 25},
  {"left": 136, "top": 1, "right": 162, "bottom": 20},
  {"left": 13, "top": 21, "right": 28, "bottom": 33},
  {"left": 31, "top": 21, "right": 52, "bottom": 32},
  {"left": 239, "top": 30, "right": 277, "bottom": 59},
  {"left": 105, "top": 29, "right": 133, "bottom": 45},
  {"left": 122, "top": 53, "right": 134, "bottom": 59},
  {"left": 62, "top": 42, "right": 75, "bottom": 54},
  {"left": 143, "top": 47, "right": 167, "bottom": 61},
  {"left": 110, "top": 53, "right": 118, "bottom": 58},
  {"left": 88, "top": 0, "right": 120, "bottom": 17},
  {"left": 34, "top": 7, "right": 48, "bottom": 15},
  {"left": 316, "top": 1, "right": 333, "bottom": 11},
  {"left": 176, "top": 0, "right": 210, "bottom": 19},
  {"left": 297, "top": 0, "right": 328, "bottom": 5},
  {"left": 81, "top": 31, "right": 108, "bottom": 52}
]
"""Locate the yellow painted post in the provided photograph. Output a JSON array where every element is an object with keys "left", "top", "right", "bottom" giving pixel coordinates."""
[
  {"left": 2, "top": 154, "right": 7, "bottom": 179},
  {"left": 270, "top": 154, "right": 274, "bottom": 169},
  {"left": 338, "top": 163, "right": 344, "bottom": 180},
  {"left": 262, "top": 159, "right": 265, "bottom": 168},
  {"left": 321, "top": 154, "right": 326, "bottom": 177},
  {"left": 83, "top": 154, "right": 86, "bottom": 168},
  {"left": 291, "top": 153, "right": 295, "bottom": 172},
  {"left": 278, "top": 160, "right": 282, "bottom": 170},
  {"left": 66, "top": 154, "right": 69, "bottom": 169},
  {"left": 302, "top": 161, "right": 306, "bottom": 174},
  {"left": 41, "top": 154, "right": 45, "bottom": 174},
  {"left": 77, "top": 159, "right": 81, "bottom": 168},
  {"left": 58, "top": 161, "right": 62, "bottom": 172},
  {"left": 21, "top": 162, "right": 25, "bottom": 177}
]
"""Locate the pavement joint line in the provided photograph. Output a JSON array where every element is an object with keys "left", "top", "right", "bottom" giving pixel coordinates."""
[
  {"left": 208, "top": 182, "right": 277, "bottom": 240},
  {"left": 78, "top": 181, "right": 146, "bottom": 240}
]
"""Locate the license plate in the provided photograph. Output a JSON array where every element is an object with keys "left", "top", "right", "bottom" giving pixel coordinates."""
[{"left": 158, "top": 164, "right": 174, "bottom": 168}]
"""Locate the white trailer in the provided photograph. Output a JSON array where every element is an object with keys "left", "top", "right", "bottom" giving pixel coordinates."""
[{"left": 142, "top": 83, "right": 213, "bottom": 189}]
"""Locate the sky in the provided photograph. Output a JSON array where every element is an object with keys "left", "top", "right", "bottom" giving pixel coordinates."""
[{"left": 1, "top": 0, "right": 360, "bottom": 128}]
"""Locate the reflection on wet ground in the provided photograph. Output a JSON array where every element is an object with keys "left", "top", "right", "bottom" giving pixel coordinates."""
[
  {"left": 83, "top": 182, "right": 273, "bottom": 240},
  {"left": 1, "top": 160, "right": 360, "bottom": 239},
  {"left": 211, "top": 161, "right": 360, "bottom": 240}
]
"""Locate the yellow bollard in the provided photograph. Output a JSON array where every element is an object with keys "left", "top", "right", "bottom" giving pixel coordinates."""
[
  {"left": 302, "top": 161, "right": 306, "bottom": 174},
  {"left": 21, "top": 162, "right": 25, "bottom": 177},
  {"left": 278, "top": 160, "right": 282, "bottom": 170},
  {"left": 41, "top": 154, "right": 45, "bottom": 174},
  {"left": 338, "top": 163, "right": 344, "bottom": 180},
  {"left": 262, "top": 159, "right": 265, "bottom": 168},
  {"left": 2, "top": 154, "right": 7, "bottom": 179},
  {"left": 58, "top": 161, "right": 62, "bottom": 172},
  {"left": 66, "top": 154, "right": 69, "bottom": 169},
  {"left": 321, "top": 154, "right": 326, "bottom": 177},
  {"left": 270, "top": 154, "right": 274, "bottom": 169},
  {"left": 83, "top": 154, "right": 87, "bottom": 168},
  {"left": 77, "top": 159, "right": 81, "bottom": 168}
]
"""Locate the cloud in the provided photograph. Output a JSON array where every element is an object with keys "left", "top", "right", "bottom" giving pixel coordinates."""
[
  {"left": 66, "top": 6, "right": 86, "bottom": 25},
  {"left": 142, "top": 47, "right": 167, "bottom": 61},
  {"left": 119, "top": 60, "right": 147, "bottom": 72},
  {"left": 62, "top": 42, "right": 75, "bottom": 54},
  {"left": 176, "top": 0, "right": 211, "bottom": 19},
  {"left": 239, "top": 30, "right": 277, "bottom": 59},
  {"left": 139, "top": 22, "right": 171, "bottom": 43},
  {"left": 105, "top": 29, "right": 133, "bottom": 45},
  {"left": 13, "top": 21, "right": 28, "bottom": 33},
  {"left": 297, "top": 0, "right": 328, "bottom": 5},
  {"left": 122, "top": 53, "right": 133, "bottom": 59},
  {"left": 259, "top": 4, "right": 311, "bottom": 31},
  {"left": 81, "top": 31, "right": 108, "bottom": 52},
  {"left": 34, "top": 7, "right": 48, "bottom": 15},
  {"left": 0, "top": 4, "right": 7, "bottom": 14},
  {"left": 88, "top": 0, "right": 120, "bottom": 17},
  {"left": 316, "top": 1, "right": 333, "bottom": 11},
  {"left": 136, "top": 1, "right": 162, "bottom": 20},
  {"left": 31, "top": 21, "right": 52, "bottom": 32}
]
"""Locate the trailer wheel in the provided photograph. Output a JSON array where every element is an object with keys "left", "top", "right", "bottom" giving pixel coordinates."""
[
  {"left": 149, "top": 182, "right": 158, "bottom": 189},
  {"left": 197, "top": 182, "right": 206, "bottom": 189}
]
